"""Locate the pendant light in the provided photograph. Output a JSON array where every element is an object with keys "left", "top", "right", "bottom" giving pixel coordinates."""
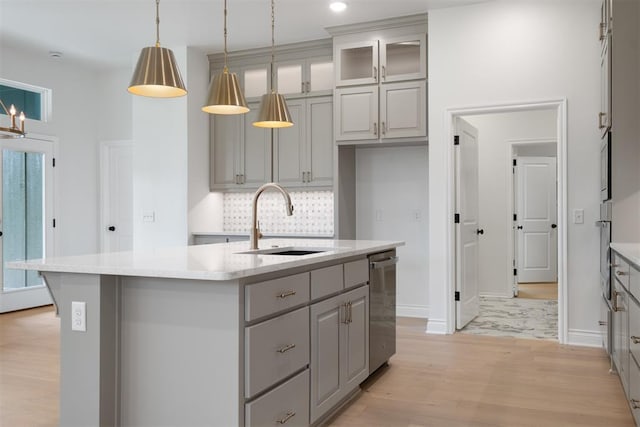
[
  {"left": 202, "top": 0, "right": 249, "bottom": 115},
  {"left": 128, "top": 0, "right": 187, "bottom": 98},
  {"left": 253, "top": 0, "right": 293, "bottom": 128}
]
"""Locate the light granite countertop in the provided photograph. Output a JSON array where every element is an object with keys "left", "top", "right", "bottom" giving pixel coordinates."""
[
  {"left": 8, "top": 239, "right": 403, "bottom": 281},
  {"left": 611, "top": 243, "right": 640, "bottom": 268}
]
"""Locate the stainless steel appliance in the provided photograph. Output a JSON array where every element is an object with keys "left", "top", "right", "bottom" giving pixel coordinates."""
[
  {"left": 368, "top": 250, "right": 398, "bottom": 374},
  {"left": 597, "top": 201, "right": 612, "bottom": 354}
]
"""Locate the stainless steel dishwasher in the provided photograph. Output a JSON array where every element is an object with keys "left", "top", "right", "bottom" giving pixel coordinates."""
[{"left": 368, "top": 249, "right": 398, "bottom": 374}]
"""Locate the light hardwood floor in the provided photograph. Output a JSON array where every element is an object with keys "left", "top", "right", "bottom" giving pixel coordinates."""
[
  {"left": 517, "top": 282, "right": 558, "bottom": 300},
  {"left": 0, "top": 307, "right": 634, "bottom": 426}
]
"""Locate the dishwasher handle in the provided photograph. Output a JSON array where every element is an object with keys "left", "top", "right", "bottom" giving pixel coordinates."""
[{"left": 371, "top": 256, "right": 399, "bottom": 269}]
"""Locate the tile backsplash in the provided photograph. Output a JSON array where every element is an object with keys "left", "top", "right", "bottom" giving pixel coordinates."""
[{"left": 223, "top": 191, "right": 334, "bottom": 236}]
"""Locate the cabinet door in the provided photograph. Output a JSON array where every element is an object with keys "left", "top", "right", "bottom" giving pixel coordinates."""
[
  {"left": 307, "top": 97, "right": 333, "bottom": 186},
  {"left": 379, "top": 33, "right": 427, "bottom": 83},
  {"left": 211, "top": 114, "right": 241, "bottom": 189},
  {"left": 241, "top": 64, "right": 270, "bottom": 101},
  {"left": 276, "top": 60, "right": 305, "bottom": 97},
  {"left": 308, "top": 58, "right": 334, "bottom": 95},
  {"left": 334, "top": 40, "right": 379, "bottom": 87},
  {"left": 380, "top": 80, "right": 427, "bottom": 139},
  {"left": 613, "top": 280, "right": 629, "bottom": 394},
  {"left": 342, "top": 285, "right": 369, "bottom": 391},
  {"left": 241, "top": 105, "right": 272, "bottom": 187},
  {"left": 274, "top": 99, "right": 306, "bottom": 186},
  {"left": 276, "top": 57, "right": 333, "bottom": 97},
  {"left": 599, "top": 35, "right": 611, "bottom": 137},
  {"left": 335, "top": 86, "right": 378, "bottom": 141},
  {"left": 310, "top": 294, "right": 344, "bottom": 423}
]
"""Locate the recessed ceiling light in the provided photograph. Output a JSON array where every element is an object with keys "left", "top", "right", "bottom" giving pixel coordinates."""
[{"left": 330, "top": 1, "right": 347, "bottom": 12}]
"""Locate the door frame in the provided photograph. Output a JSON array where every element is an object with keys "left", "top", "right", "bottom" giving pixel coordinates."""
[
  {"left": 444, "top": 99, "right": 568, "bottom": 344},
  {"left": 99, "top": 140, "right": 132, "bottom": 253},
  {"left": 508, "top": 139, "right": 558, "bottom": 295}
]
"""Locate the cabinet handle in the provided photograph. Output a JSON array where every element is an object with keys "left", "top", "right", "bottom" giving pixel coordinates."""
[
  {"left": 306, "top": 81, "right": 310, "bottom": 93},
  {"left": 342, "top": 303, "right": 349, "bottom": 324},
  {"left": 382, "top": 65, "right": 386, "bottom": 80},
  {"left": 276, "top": 343, "right": 296, "bottom": 354},
  {"left": 632, "top": 399, "right": 640, "bottom": 410},
  {"left": 613, "top": 291, "right": 625, "bottom": 312},
  {"left": 276, "top": 411, "right": 296, "bottom": 424},
  {"left": 599, "top": 22, "right": 607, "bottom": 41},
  {"left": 632, "top": 337, "right": 640, "bottom": 345},
  {"left": 598, "top": 320, "right": 607, "bottom": 326},
  {"left": 611, "top": 263, "right": 619, "bottom": 268},
  {"left": 301, "top": 82, "right": 305, "bottom": 94},
  {"left": 277, "top": 290, "right": 297, "bottom": 299},
  {"left": 598, "top": 112, "right": 607, "bottom": 129},
  {"left": 616, "top": 270, "right": 626, "bottom": 276},
  {"left": 373, "top": 122, "right": 378, "bottom": 136},
  {"left": 348, "top": 301, "right": 353, "bottom": 324},
  {"left": 373, "top": 66, "right": 378, "bottom": 81},
  {"left": 381, "top": 121, "right": 386, "bottom": 135}
]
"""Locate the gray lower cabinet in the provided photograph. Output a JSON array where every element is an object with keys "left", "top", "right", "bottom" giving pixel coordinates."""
[
  {"left": 245, "top": 369, "right": 310, "bottom": 427},
  {"left": 310, "top": 285, "right": 369, "bottom": 423}
]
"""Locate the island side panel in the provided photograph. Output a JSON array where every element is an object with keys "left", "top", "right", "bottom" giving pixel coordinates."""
[
  {"left": 43, "top": 272, "right": 118, "bottom": 427},
  {"left": 118, "top": 276, "right": 242, "bottom": 426}
]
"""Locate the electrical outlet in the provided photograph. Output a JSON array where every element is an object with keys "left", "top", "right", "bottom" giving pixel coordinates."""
[
  {"left": 71, "top": 301, "right": 86, "bottom": 332},
  {"left": 412, "top": 209, "right": 422, "bottom": 222},
  {"left": 142, "top": 212, "right": 155, "bottom": 223},
  {"left": 573, "top": 209, "right": 584, "bottom": 224}
]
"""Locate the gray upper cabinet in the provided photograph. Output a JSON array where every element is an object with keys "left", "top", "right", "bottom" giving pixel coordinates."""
[{"left": 276, "top": 57, "right": 334, "bottom": 98}]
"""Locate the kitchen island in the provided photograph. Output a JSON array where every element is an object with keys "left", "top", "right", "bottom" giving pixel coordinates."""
[{"left": 10, "top": 239, "right": 403, "bottom": 427}]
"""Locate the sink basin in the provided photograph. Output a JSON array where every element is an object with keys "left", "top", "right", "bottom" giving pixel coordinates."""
[{"left": 236, "top": 246, "right": 328, "bottom": 256}]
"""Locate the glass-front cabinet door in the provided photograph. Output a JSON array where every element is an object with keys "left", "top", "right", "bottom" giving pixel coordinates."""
[
  {"left": 0, "top": 137, "right": 54, "bottom": 312},
  {"left": 334, "top": 40, "right": 379, "bottom": 87},
  {"left": 379, "top": 33, "right": 427, "bottom": 83}
]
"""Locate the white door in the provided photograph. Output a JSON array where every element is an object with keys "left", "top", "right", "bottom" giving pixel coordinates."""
[
  {"left": 101, "top": 141, "right": 133, "bottom": 253},
  {"left": 455, "top": 118, "right": 481, "bottom": 329},
  {"left": 0, "top": 137, "right": 54, "bottom": 313},
  {"left": 515, "top": 157, "right": 557, "bottom": 283}
]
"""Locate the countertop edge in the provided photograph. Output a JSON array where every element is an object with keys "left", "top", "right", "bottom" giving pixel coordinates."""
[{"left": 610, "top": 243, "right": 640, "bottom": 268}]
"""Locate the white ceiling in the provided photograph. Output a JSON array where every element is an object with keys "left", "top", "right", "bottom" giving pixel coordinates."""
[{"left": 0, "top": 0, "right": 484, "bottom": 68}]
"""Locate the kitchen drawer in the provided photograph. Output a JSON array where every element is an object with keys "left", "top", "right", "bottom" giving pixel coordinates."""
[
  {"left": 245, "top": 369, "right": 309, "bottom": 427},
  {"left": 344, "top": 258, "right": 369, "bottom": 290},
  {"left": 245, "top": 272, "right": 310, "bottom": 321},
  {"left": 630, "top": 296, "right": 640, "bottom": 363},
  {"left": 629, "top": 355, "right": 640, "bottom": 425},
  {"left": 311, "top": 264, "right": 343, "bottom": 300},
  {"left": 613, "top": 252, "right": 630, "bottom": 291},
  {"left": 245, "top": 307, "right": 310, "bottom": 397}
]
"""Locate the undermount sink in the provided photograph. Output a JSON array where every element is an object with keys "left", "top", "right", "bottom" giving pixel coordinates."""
[{"left": 236, "top": 246, "right": 328, "bottom": 256}]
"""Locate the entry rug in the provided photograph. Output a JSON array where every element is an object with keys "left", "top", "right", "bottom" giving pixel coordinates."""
[{"left": 460, "top": 296, "right": 558, "bottom": 340}]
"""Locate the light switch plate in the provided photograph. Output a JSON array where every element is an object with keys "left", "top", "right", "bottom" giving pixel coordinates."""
[{"left": 573, "top": 209, "right": 584, "bottom": 224}]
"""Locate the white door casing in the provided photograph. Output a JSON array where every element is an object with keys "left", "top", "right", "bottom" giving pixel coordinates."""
[
  {"left": 515, "top": 157, "right": 557, "bottom": 283},
  {"left": 455, "top": 117, "right": 480, "bottom": 330},
  {"left": 100, "top": 141, "right": 133, "bottom": 253}
]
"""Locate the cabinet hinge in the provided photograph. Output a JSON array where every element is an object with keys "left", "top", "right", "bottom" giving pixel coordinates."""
[
  {"left": 53, "top": 218, "right": 56, "bottom": 228},
  {"left": 455, "top": 291, "right": 460, "bottom": 301},
  {"left": 454, "top": 213, "right": 460, "bottom": 224},
  {"left": 52, "top": 158, "right": 56, "bottom": 167},
  {"left": 513, "top": 213, "right": 517, "bottom": 221},
  {"left": 454, "top": 135, "right": 460, "bottom": 146},
  {"left": 513, "top": 158, "right": 517, "bottom": 166},
  {"left": 513, "top": 268, "right": 517, "bottom": 276}
]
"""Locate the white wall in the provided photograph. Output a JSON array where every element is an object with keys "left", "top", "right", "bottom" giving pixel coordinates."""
[
  {"left": 464, "top": 110, "right": 556, "bottom": 298},
  {"left": 356, "top": 146, "right": 428, "bottom": 317},
  {"left": 428, "top": 0, "right": 601, "bottom": 345},
  {"left": 0, "top": 45, "right": 107, "bottom": 256}
]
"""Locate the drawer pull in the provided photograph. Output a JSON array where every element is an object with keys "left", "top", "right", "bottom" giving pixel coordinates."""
[
  {"left": 616, "top": 271, "right": 626, "bottom": 276},
  {"left": 276, "top": 343, "right": 296, "bottom": 354},
  {"left": 632, "top": 399, "right": 640, "bottom": 410},
  {"left": 277, "top": 290, "right": 297, "bottom": 299},
  {"left": 632, "top": 336, "right": 640, "bottom": 344},
  {"left": 277, "top": 411, "right": 296, "bottom": 424},
  {"left": 599, "top": 321, "right": 607, "bottom": 326}
]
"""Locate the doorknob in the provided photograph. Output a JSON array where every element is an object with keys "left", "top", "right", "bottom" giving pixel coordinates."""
[
  {"left": 108, "top": 226, "right": 116, "bottom": 231},
  {"left": 476, "top": 229, "right": 484, "bottom": 235},
  {"left": 517, "top": 226, "right": 523, "bottom": 230},
  {"left": 551, "top": 224, "right": 557, "bottom": 229}
]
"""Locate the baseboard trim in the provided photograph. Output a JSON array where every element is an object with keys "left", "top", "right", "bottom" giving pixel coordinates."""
[
  {"left": 426, "top": 318, "right": 448, "bottom": 334},
  {"left": 567, "top": 329, "right": 604, "bottom": 348},
  {"left": 397, "top": 304, "right": 428, "bottom": 318}
]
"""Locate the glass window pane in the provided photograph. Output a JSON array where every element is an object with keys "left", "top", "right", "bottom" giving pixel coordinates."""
[{"left": 0, "top": 85, "right": 42, "bottom": 121}]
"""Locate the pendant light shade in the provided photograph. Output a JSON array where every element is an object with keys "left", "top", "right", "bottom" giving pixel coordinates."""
[
  {"left": 128, "top": 0, "right": 186, "bottom": 98},
  {"left": 253, "top": 92, "right": 293, "bottom": 128},
  {"left": 252, "top": 0, "right": 293, "bottom": 128},
  {"left": 202, "top": 0, "right": 248, "bottom": 115},
  {"left": 128, "top": 46, "right": 186, "bottom": 98}
]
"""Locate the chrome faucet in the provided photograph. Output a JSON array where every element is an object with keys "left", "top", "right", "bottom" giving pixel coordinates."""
[{"left": 250, "top": 183, "right": 294, "bottom": 250}]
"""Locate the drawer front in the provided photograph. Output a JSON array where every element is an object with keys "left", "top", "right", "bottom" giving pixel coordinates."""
[
  {"left": 311, "top": 264, "right": 344, "bottom": 300},
  {"left": 631, "top": 297, "right": 640, "bottom": 363},
  {"left": 344, "top": 258, "right": 369, "bottom": 290},
  {"left": 245, "top": 307, "right": 310, "bottom": 397},
  {"left": 245, "top": 272, "right": 310, "bottom": 321},
  {"left": 246, "top": 369, "right": 309, "bottom": 427},
  {"left": 613, "top": 252, "right": 630, "bottom": 290},
  {"left": 629, "top": 355, "right": 640, "bottom": 425}
]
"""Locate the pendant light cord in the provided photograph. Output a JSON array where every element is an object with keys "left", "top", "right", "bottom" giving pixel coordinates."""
[
  {"left": 155, "top": 0, "right": 161, "bottom": 47},
  {"left": 223, "top": 0, "right": 229, "bottom": 71},
  {"left": 270, "top": 0, "right": 275, "bottom": 92}
]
